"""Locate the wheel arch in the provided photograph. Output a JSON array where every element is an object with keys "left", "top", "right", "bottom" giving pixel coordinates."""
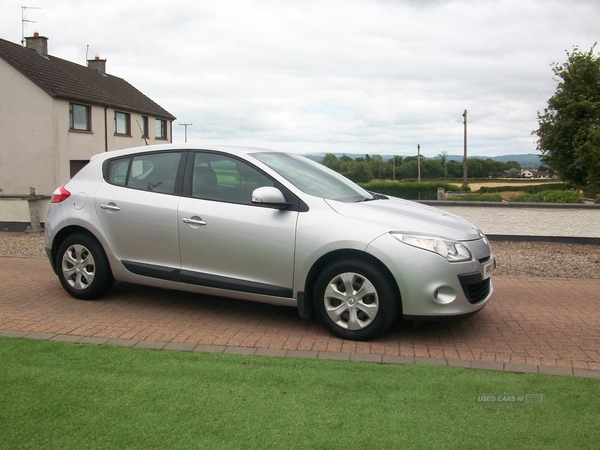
[
  {"left": 50, "top": 225, "right": 104, "bottom": 273},
  {"left": 302, "top": 249, "right": 402, "bottom": 317}
]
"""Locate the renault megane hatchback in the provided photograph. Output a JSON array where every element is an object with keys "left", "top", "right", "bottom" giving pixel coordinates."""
[{"left": 45, "top": 144, "right": 494, "bottom": 340}]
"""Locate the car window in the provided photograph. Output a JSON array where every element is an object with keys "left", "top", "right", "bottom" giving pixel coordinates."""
[
  {"left": 253, "top": 152, "right": 371, "bottom": 202},
  {"left": 107, "top": 157, "right": 130, "bottom": 186},
  {"left": 192, "top": 153, "right": 273, "bottom": 204},
  {"left": 107, "top": 152, "right": 182, "bottom": 194}
]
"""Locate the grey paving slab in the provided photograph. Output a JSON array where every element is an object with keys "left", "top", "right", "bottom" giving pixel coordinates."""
[
  {"left": 470, "top": 361, "right": 505, "bottom": 371},
  {"left": 194, "top": 345, "right": 227, "bottom": 353},
  {"left": 538, "top": 366, "right": 574, "bottom": 377},
  {"left": 505, "top": 363, "right": 539, "bottom": 374},
  {"left": 224, "top": 346, "right": 257, "bottom": 356},
  {"left": 318, "top": 351, "right": 350, "bottom": 361},
  {"left": 286, "top": 350, "right": 319, "bottom": 359},
  {"left": 255, "top": 348, "right": 288, "bottom": 358},
  {"left": 78, "top": 337, "right": 111, "bottom": 345},
  {"left": 106, "top": 338, "right": 139, "bottom": 348},
  {"left": 163, "top": 342, "right": 196, "bottom": 352},
  {"left": 573, "top": 369, "right": 600, "bottom": 379},
  {"left": 382, "top": 355, "right": 415, "bottom": 365},
  {"left": 415, "top": 356, "right": 447, "bottom": 366},
  {"left": 350, "top": 353, "right": 383, "bottom": 363},
  {"left": 24, "top": 332, "right": 57, "bottom": 340},
  {"left": 134, "top": 341, "right": 168, "bottom": 350},
  {"left": 50, "top": 334, "right": 83, "bottom": 343}
]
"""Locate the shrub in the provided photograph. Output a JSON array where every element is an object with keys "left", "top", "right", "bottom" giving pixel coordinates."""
[
  {"left": 479, "top": 183, "right": 568, "bottom": 194},
  {"left": 511, "top": 190, "right": 583, "bottom": 203},
  {"left": 455, "top": 194, "right": 503, "bottom": 202}
]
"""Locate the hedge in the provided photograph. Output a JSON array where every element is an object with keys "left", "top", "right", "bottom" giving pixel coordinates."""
[
  {"left": 360, "top": 181, "right": 462, "bottom": 200},
  {"left": 478, "top": 183, "right": 570, "bottom": 194},
  {"left": 511, "top": 190, "right": 583, "bottom": 203}
]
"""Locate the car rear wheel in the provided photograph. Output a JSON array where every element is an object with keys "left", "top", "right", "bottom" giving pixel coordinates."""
[
  {"left": 56, "top": 234, "right": 114, "bottom": 300},
  {"left": 313, "top": 259, "right": 400, "bottom": 341}
]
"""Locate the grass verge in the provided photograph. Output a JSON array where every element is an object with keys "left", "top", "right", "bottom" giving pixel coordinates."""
[{"left": 1, "top": 338, "right": 598, "bottom": 449}]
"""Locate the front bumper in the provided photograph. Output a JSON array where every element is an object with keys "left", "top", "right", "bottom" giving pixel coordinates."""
[{"left": 366, "top": 233, "right": 494, "bottom": 318}]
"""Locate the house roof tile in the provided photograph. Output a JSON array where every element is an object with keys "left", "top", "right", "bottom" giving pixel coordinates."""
[{"left": 0, "top": 37, "right": 176, "bottom": 120}]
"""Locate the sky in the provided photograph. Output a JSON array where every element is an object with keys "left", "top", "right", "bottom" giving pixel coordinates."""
[{"left": 1, "top": 0, "right": 598, "bottom": 158}]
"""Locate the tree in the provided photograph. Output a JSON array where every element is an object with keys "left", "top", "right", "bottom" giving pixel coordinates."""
[
  {"left": 507, "top": 168, "right": 521, "bottom": 178},
  {"left": 322, "top": 153, "right": 340, "bottom": 171},
  {"left": 533, "top": 44, "right": 600, "bottom": 196},
  {"left": 348, "top": 161, "right": 373, "bottom": 183}
]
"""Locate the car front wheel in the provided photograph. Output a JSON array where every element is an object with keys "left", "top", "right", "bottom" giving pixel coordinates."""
[
  {"left": 313, "top": 259, "right": 400, "bottom": 341},
  {"left": 56, "top": 234, "right": 114, "bottom": 300}
]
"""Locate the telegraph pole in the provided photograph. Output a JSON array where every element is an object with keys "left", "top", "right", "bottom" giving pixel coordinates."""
[
  {"left": 179, "top": 122, "right": 192, "bottom": 143},
  {"left": 462, "top": 110, "right": 468, "bottom": 187}
]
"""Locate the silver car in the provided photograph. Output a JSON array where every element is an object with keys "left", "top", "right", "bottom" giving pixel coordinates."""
[{"left": 45, "top": 144, "right": 494, "bottom": 340}]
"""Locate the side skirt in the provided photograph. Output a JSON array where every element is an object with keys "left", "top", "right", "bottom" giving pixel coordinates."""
[{"left": 122, "top": 260, "right": 293, "bottom": 299}]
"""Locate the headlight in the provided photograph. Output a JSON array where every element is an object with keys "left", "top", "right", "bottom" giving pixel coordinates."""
[{"left": 391, "top": 233, "right": 472, "bottom": 262}]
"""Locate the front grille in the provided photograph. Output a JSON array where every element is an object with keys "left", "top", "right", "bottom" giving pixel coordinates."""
[{"left": 461, "top": 278, "right": 491, "bottom": 304}]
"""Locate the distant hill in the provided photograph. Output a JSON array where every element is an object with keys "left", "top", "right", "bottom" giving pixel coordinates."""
[
  {"left": 305, "top": 153, "right": 542, "bottom": 169},
  {"left": 445, "top": 154, "right": 542, "bottom": 168}
]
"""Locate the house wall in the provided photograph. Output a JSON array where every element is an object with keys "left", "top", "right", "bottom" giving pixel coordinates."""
[
  {"left": 1, "top": 59, "right": 173, "bottom": 196},
  {"left": 0, "top": 57, "right": 58, "bottom": 196}
]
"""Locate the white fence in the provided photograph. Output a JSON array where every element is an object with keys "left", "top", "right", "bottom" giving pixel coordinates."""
[{"left": 422, "top": 201, "right": 600, "bottom": 242}]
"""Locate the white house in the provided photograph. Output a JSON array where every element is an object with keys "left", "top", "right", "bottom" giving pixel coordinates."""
[{"left": 0, "top": 33, "right": 176, "bottom": 197}]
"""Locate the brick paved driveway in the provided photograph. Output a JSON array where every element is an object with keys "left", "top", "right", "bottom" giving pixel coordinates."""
[{"left": 1, "top": 256, "right": 599, "bottom": 377}]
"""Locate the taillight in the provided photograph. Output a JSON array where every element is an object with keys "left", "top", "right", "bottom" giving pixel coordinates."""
[{"left": 50, "top": 185, "right": 71, "bottom": 203}]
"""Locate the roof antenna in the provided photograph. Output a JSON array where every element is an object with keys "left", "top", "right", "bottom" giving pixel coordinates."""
[
  {"left": 86, "top": 44, "right": 89, "bottom": 64},
  {"left": 21, "top": 6, "right": 42, "bottom": 46}
]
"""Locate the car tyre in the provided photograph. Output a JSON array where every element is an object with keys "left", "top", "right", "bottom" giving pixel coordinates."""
[
  {"left": 313, "top": 259, "right": 400, "bottom": 341},
  {"left": 56, "top": 233, "right": 114, "bottom": 300}
]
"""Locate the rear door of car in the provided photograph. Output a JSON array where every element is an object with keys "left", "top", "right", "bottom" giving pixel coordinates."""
[
  {"left": 177, "top": 151, "right": 298, "bottom": 298},
  {"left": 94, "top": 151, "right": 185, "bottom": 271}
]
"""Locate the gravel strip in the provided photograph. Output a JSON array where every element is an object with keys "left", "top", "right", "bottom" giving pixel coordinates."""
[{"left": 1, "top": 232, "right": 599, "bottom": 279}]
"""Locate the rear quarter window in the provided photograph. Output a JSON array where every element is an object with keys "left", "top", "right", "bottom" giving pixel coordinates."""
[{"left": 105, "top": 152, "right": 183, "bottom": 194}]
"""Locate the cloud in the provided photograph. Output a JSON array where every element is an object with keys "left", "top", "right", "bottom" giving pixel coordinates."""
[{"left": 2, "top": 0, "right": 598, "bottom": 156}]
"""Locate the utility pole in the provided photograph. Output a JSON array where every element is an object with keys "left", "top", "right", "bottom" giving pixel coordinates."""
[
  {"left": 417, "top": 144, "right": 421, "bottom": 182},
  {"left": 179, "top": 122, "right": 192, "bottom": 143},
  {"left": 392, "top": 156, "right": 396, "bottom": 181},
  {"left": 462, "top": 110, "right": 468, "bottom": 187}
]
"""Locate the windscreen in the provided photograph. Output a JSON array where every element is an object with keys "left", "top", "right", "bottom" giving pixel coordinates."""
[{"left": 253, "top": 152, "right": 372, "bottom": 202}]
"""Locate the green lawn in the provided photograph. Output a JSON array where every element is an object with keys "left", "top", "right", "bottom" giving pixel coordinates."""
[{"left": 1, "top": 338, "right": 598, "bottom": 449}]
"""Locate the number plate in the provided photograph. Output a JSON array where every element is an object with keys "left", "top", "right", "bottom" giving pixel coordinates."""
[{"left": 483, "top": 259, "right": 495, "bottom": 280}]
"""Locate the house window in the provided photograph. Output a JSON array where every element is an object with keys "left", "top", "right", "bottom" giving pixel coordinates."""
[
  {"left": 156, "top": 118, "right": 167, "bottom": 139},
  {"left": 141, "top": 116, "right": 149, "bottom": 138},
  {"left": 115, "top": 112, "right": 131, "bottom": 135},
  {"left": 69, "top": 103, "right": 91, "bottom": 131}
]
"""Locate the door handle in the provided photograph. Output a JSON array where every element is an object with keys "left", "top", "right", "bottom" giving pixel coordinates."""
[
  {"left": 182, "top": 217, "right": 207, "bottom": 226},
  {"left": 100, "top": 203, "right": 120, "bottom": 211}
]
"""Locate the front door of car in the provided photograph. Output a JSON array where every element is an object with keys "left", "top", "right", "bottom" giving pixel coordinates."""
[
  {"left": 177, "top": 153, "right": 298, "bottom": 298},
  {"left": 94, "top": 151, "right": 184, "bottom": 270}
]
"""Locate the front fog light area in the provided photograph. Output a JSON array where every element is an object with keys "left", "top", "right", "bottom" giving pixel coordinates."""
[
  {"left": 434, "top": 286, "right": 457, "bottom": 304},
  {"left": 391, "top": 233, "right": 472, "bottom": 262}
]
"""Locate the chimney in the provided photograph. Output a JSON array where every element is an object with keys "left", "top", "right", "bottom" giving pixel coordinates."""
[
  {"left": 25, "top": 31, "right": 49, "bottom": 55},
  {"left": 87, "top": 54, "right": 107, "bottom": 74}
]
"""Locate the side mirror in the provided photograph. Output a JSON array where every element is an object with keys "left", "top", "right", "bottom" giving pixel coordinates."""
[{"left": 251, "top": 187, "right": 291, "bottom": 209}]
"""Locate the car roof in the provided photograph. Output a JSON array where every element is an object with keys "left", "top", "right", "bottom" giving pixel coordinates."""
[{"left": 90, "top": 143, "right": 282, "bottom": 162}]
